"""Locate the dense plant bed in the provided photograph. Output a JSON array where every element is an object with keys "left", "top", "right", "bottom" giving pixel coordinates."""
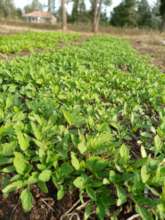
[
  {"left": 0, "top": 35, "right": 165, "bottom": 219},
  {"left": 0, "top": 32, "right": 79, "bottom": 54}
]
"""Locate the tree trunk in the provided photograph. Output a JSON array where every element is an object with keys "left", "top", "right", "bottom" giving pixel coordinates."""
[
  {"left": 161, "top": 14, "right": 165, "bottom": 31},
  {"left": 92, "top": 0, "right": 99, "bottom": 32},
  {"left": 61, "top": 0, "right": 67, "bottom": 31},
  {"left": 72, "top": 0, "right": 79, "bottom": 22},
  {"left": 96, "top": 0, "right": 103, "bottom": 32},
  {"left": 48, "top": 0, "right": 51, "bottom": 12},
  {"left": 92, "top": 0, "right": 103, "bottom": 33}
]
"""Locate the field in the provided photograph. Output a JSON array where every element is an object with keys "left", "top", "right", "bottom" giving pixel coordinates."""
[
  {"left": 0, "top": 31, "right": 165, "bottom": 220},
  {"left": 0, "top": 22, "right": 165, "bottom": 72},
  {"left": 0, "top": 31, "right": 79, "bottom": 54}
]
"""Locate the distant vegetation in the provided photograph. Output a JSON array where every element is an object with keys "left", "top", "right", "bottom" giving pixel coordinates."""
[
  {"left": 0, "top": 0, "right": 22, "bottom": 19},
  {"left": 0, "top": 0, "right": 165, "bottom": 32}
]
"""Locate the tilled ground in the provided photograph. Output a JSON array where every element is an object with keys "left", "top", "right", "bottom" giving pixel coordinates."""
[{"left": 0, "top": 187, "right": 80, "bottom": 220}]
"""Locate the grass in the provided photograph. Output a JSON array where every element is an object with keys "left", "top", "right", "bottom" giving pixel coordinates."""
[{"left": 0, "top": 32, "right": 165, "bottom": 219}]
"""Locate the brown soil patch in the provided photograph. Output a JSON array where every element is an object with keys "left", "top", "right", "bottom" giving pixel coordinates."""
[
  {"left": 0, "top": 187, "right": 80, "bottom": 220},
  {"left": 119, "top": 33, "right": 165, "bottom": 73}
]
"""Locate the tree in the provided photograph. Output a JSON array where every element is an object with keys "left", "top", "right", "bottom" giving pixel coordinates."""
[
  {"left": 150, "top": 0, "right": 161, "bottom": 29},
  {"left": 100, "top": 9, "right": 109, "bottom": 24},
  {"left": 71, "top": 0, "right": 79, "bottom": 22},
  {"left": 61, "top": 0, "right": 67, "bottom": 31},
  {"left": 71, "top": 0, "right": 86, "bottom": 22},
  {"left": 137, "top": 0, "right": 152, "bottom": 27},
  {"left": 48, "top": 0, "right": 51, "bottom": 12},
  {"left": 24, "top": 0, "right": 43, "bottom": 13},
  {"left": 47, "top": 0, "right": 56, "bottom": 13},
  {"left": 91, "top": 0, "right": 111, "bottom": 32},
  {"left": 111, "top": 0, "right": 137, "bottom": 27},
  {"left": 0, "top": 0, "right": 17, "bottom": 18},
  {"left": 160, "top": 0, "right": 165, "bottom": 30}
]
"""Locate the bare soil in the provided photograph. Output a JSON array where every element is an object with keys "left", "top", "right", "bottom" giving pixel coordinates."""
[
  {"left": 125, "top": 34, "right": 165, "bottom": 73},
  {"left": 0, "top": 187, "right": 80, "bottom": 220}
]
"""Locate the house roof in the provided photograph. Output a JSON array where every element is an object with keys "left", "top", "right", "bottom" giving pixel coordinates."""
[{"left": 23, "top": 11, "right": 52, "bottom": 18}]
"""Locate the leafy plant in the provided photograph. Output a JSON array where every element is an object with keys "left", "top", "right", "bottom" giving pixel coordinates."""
[
  {"left": 0, "top": 32, "right": 79, "bottom": 54},
  {"left": 0, "top": 34, "right": 165, "bottom": 219}
]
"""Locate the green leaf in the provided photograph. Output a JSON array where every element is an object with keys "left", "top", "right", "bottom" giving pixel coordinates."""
[
  {"left": 63, "top": 110, "right": 74, "bottom": 125},
  {"left": 157, "top": 203, "right": 165, "bottom": 219},
  {"left": 31, "top": 122, "right": 42, "bottom": 140},
  {"left": 57, "top": 185, "right": 65, "bottom": 200},
  {"left": 71, "top": 152, "right": 80, "bottom": 170},
  {"left": 103, "top": 178, "right": 109, "bottom": 185},
  {"left": 20, "top": 189, "right": 33, "bottom": 212},
  {"left": 86, "top": 133, "right": 112, "bottom": 153},
  {"left": 154, "top": 135, "right": 162, "bottom": 153},
  {"left": 56, "top": 162, "right": 74, "bottom": 181},
  {"left": 84, "top": 202, "right": 93, "bottom": 220},
  {"left": 27, "top": 172, "right": 38, "bottom": 185},
  {"left": 73, "top": 176, "right": 87, "bottom": 190},
  {"left": 57, "top": 162, "right": 73, "bottom": 178},
  {"left": 109, "top": 170, "right": 119, "bottom": 184},
  {"left": 13, "top": 152, "right": 27, "bottom": 175},
  {"left": 86, "top": 156, "right": 108, "bottom": 176},
  {"left": 96, "top": 204, "right": 106, "bottom": 220},
  {"left": 119, "top": 144, "right": 130, "bottom": 163},
  {"left": 2, "top": 141, "right": 16, "bottom": 156},
  {"left": 96, "top": 188, "right": 112, "bottom": 220},
  {"left": 78, "top": 139, "right": 87, "bottom": 154},
  {"left": 96, "top": 198, "right": 107, "bottom": 220},
  {"left": 2, "top": 180, "right": 23, "bottom": 194},
  {"left": 141, "top": 165, "right": 150, "bottom": 183},
  {"left": 86, "top": 186, "right": 96, "bottom": 201},
  {"left": 0, "top": 156, "right": 13, "bottom": 166},
  {"left": 141, "top": 145, "right": 147, "bottom": 158},
  {"left": 1, "top": 165, "right": 15, "bottom": 173},
  {"left": 16, "top": 130, "right": 29, "bottom": 151},
  {"left": 116, "top": 185, "right": 127, "bottom": 206},
  {"left": 5, "top": 95, "right": 14, "bottom": 109},
  {"left": 136, "top": 204, "right": 154, "bottom": 220},
  {"left": 39, "top": 169, "right": 52, "bottom": 182},
  {"left": 63, "top": 110, "right": 84, "bottom": 127},
  {"left": 38, "top": 181, "right": 48, "bottom": 193},
  {"left": 162, "top": 184, "right": 165, "bottom": 200},
  {"left": 0, "top": 125, "right": 13, "bottom": 137}
]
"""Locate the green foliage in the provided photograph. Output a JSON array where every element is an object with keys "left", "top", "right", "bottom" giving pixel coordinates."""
[
  {"left": 0, "top": 32, "right": 79, "bottom": 54},
  {"left": 111, "top": 0, "right": 161, "bottom": 29},
  {"left": 0, "top": 33, "right": 165, "bottom": 219},
  {"left": 137, "top": 0, "right": 152, "bottom": 27},
  {"left": 160, "top": 0, "right": 165, "bottom": 17},
  {"left": 160, "top": 0, "right": 165, "bottom": 30},
  {"left": 70, "top": 0, "right": 86, "bottom": 22},
  {"left": 111, "top": 0, "right": 138, "bottom": 27},
  {"left": 0, "top": 0, "right": 20, "bottom": 18},
  {"left": 20, "top": 189, "right": 33, "bottom": 212},
  {"left": 24, "top": 0, "right": 43, "bottom": 13},
  {"left": 13, "top": 152, "right": 29, "bottom": 175},
  {"left": 38, "top": 170, "right": 52, "bottom": 182}
]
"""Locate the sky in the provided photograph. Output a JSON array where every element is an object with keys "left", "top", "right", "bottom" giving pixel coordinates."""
[{"left": 14, "top": 0, "right": 157, "bottom": 11}]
